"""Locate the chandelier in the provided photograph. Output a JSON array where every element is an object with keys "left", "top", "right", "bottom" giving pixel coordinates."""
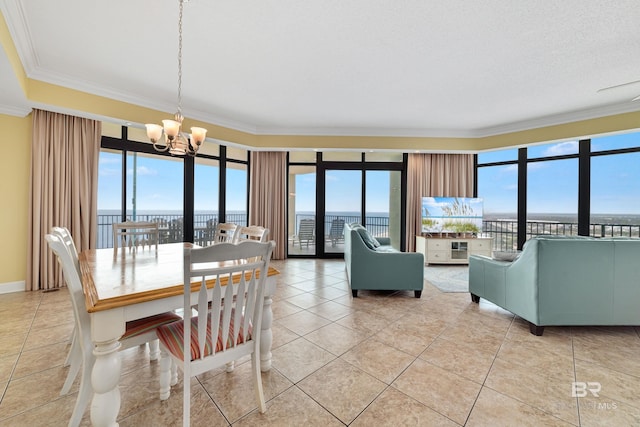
[{"left": 145, "top": 0, "right": 207, "bottom": 156}]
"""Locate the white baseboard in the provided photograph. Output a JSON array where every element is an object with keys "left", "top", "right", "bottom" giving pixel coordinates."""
[{"left": 0, "top": 281, "right": 25, "bottom": 294}]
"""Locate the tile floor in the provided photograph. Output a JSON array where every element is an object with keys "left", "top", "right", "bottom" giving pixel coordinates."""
[{"left": 0, "top": 259, "right": 639, "bottom": 426}]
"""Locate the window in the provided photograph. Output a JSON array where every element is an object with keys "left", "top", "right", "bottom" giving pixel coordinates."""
[
  {"left": 478, "top": 149, "right": 518, "bottom": 164},
  {"left": 325, "top": 170, "right": 361, "bottom": 253},
  {"left": 365, "top": 170, "right": 401, "bottom": 249},
  {"left": 288, "top": 165, "right": 316, "bottom": 255},
  {"left": 126, "top": 152, "right": 184, "bottom": 241},
  {"left": 477, "top": 164, "right": 518, "bottom": 251},
  {"left": 527, "top": 158, "right": 578, "bottom": 235},
  {"left": 591, "top": 132, "right": 640, "bottom": 152},
  {"left": 591, "top": 152, "right": 640, "bottom": 237},
  {"left": 194, "top": 157, "right": 220, "bottom": 245},
  {"left": 97, "top": 149, "right": 122, "bottom": 248},
  {"left": 99, "top": 125, "right": 249, "bottom": 248},
  {"left": 226, "top": 162, "right": 248, "bottom": 226},
  {"left": 528, "top": 141, "right": 578, "bottom": 159}
]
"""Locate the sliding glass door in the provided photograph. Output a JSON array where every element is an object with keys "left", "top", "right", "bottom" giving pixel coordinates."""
[
  {"left": 288, "top": 165, "right": 317, "bottom": 255},
  {"left": 324, "top": 170, "right": 362, "bottom": 254},
  {"left": 365, "top": 170, "right": 402, "bottom": 249}
]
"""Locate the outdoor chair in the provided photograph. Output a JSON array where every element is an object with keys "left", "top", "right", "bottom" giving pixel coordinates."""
[
  {"left": 297, "top": 218, "right": 315, "bottom": 247},
  {"left": 328, "top": 218, "right": 345, "bottom": 247}
]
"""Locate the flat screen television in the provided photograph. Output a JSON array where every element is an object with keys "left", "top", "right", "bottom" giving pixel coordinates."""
[{"left": 421, "top": 197, "right": 483, "bottom": 234}]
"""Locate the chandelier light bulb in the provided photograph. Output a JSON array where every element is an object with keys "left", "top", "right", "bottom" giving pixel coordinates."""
[
  {"left": 162, "top": 119, "right": 181, "bottom": 139},
  {"left": 145, "top": 124, "right": 163, "bottom": 142},
  {"left": 190, "top": 127, "right": 207, "bottom": 145}
]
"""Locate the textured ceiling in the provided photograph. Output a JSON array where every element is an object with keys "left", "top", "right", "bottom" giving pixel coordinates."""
[{"left": 2, "top": 0, "right": 640, "bottom": 137}]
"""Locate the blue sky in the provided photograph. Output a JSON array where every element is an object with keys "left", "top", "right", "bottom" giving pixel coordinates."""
[
  {"left": 99, "top": 131, "right": 640, "bottom": 216},
  {"left": 98, "top": 152, "right": 248, "bottom": 212},
  {"left": 478, "top": 132, "right": 640, "bottom": 215}
]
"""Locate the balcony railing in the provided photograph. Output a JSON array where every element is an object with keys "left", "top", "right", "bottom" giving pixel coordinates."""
[
  {"left": 97, "top": 213, "right": 247, "bottom": 249},
  {"left": 483, "top": 219, "right": 640, "bottom": 252},
  {"left": 98, "top": 213, "right": 392, "bottom": 249},
  {"left": 100, "top": 214, "right": 638, "bottom": 253},
  {"left": 294, "top": 214, "right": 391, "bottom": 238}
]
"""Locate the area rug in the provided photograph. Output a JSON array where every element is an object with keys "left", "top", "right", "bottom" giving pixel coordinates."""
[{"left": 425, "top": 264, "right": 469, "bottom": 293}]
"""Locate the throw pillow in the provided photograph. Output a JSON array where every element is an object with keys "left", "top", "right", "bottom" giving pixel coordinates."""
[
  {"left": 492, "top": 251, "right": 521, "bottom": 262},
  {"left": 356, "top": 227, "right": 380, "bottom": 250}
]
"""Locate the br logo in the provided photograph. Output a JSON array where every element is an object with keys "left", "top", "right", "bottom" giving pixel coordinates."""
[{"left": 571, "top": 381, "right": 601, "bottom": 397}]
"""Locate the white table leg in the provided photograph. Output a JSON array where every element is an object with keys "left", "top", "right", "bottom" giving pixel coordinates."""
[
  {"left": 90, "top": 339, "right": 121, "bottom": 427},
  {"left": 260, "top": 294, "right": 273, "bottom": 372}
]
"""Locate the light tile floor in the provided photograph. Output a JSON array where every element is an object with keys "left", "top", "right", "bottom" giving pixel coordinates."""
[{"left": 1, "top": 259, "right": 639, "bottom": 426}]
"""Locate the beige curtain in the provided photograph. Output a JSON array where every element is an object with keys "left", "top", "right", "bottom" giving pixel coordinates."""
[
  {"left": 405, "top": 153, "right": 474, "bottom": 252},
  {"left": 27, "top": 109, "right": 101, "bottom": 290},
  {"left": 249, "top": 151, "right": 287, "bottom": 260}
]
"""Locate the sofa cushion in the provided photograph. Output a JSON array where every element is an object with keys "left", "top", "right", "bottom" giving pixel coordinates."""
[{"left": 355, "top": 227, "right": 380, "bottom": 249}]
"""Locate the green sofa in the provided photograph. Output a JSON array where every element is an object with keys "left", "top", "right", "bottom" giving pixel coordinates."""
[
  {"left": 344, "top": 223, "right": 424, "bottom": 298},
  {"left": 469, "top": 235, "right": 640, "bottom": 335}
]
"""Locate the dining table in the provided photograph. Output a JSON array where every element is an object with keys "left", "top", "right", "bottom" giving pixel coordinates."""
[{"left": 78, "top": 242, "right": 279, "bottom": 427}]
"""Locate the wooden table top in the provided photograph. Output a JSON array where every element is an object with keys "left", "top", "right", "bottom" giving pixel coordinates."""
[{"left": 79, "top": 242, "right": 279, "bottom": 313}]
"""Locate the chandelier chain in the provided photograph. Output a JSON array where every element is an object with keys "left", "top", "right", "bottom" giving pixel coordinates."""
[
  {"left": 177, "top": 0, "right": 183, "bottom": 117},
  {"left": 146, "top": 0, "right": 206, "bottom": 156}
]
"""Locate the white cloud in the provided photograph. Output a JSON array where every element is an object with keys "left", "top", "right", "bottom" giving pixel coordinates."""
[
  {"left": 543, "top": 141, "right": 578, "bottom": 156},
  {"left": 99, "top": 168, "right": 120, "bottom": 177},
  {"left": 99, "top": 157, "right": 120, "bottom": 165},
  {"left": 527, "top": 162, "right": 548, "bottom": 172},
  {"left": 127, "top": 166, "right": 157, "bottom": 176}
]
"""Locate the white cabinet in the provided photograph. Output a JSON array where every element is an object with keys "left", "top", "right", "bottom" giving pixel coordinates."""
[{"left": 415, "top": 236, "right": 493, "bottom": 265}]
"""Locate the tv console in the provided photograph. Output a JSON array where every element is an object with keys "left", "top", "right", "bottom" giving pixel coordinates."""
[{"left": 415, "top": 235, "right": 493, "bottom": 265}]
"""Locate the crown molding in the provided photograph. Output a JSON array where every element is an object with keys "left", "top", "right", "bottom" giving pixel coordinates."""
[
  {"left": 253, "top": 125, "right": 479, "bottom": 138},
  {"left": 26, "top": 65, "right": 261, "bottom": 135},
  {"left": 0, "top": 0, "right": 38, "bottom": 74},
  {"left": 20, "top": 63, "right": 640, "bottom": 139},
  {"left": 0, "top": 103, "right": 30, "bottom": 116},
  {"left": 473, "top": 102, "right": 640, "bottom": 137}
]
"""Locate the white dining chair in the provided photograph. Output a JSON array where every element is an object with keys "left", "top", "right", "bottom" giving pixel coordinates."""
[
  {"left": 50, "top": 227, "right": 81, "bottom": 394},
  {"left": 156, "top": 240, "right": 275, "bottom": 426},
  {"left": 46, "top": 233, "right": 181, "bottom": 427},
  {"left": 53, "top": 226, "right": 167, "bottom": 394},
  {"left": 112, "top": 220, "right": 159, "bottom": 255},
  {"left": 233, "top": 225, "right": 269, "bottom": 243},
  {"left": 213, "top": 222, "right": 238, "bottom": 244}
]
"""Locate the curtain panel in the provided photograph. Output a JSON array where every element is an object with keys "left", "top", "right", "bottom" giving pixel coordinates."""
[
  {"left": 249, "top": 151, "right": 287, "bottom": 260},
  {"left": 27, "top": 110, "right": 101, "bottom": 290},
  {"left": 405, "top": 153, "right": 474, "bottom": 252}
]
